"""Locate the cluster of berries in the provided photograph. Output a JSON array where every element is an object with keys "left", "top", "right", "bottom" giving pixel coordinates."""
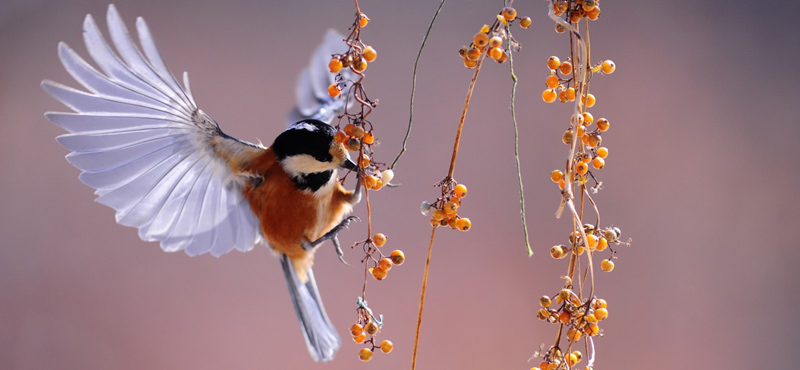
[
  {"left": 458, "top": 7, "right": 531, "bottom": 68},
  {"left": 350, "top": 317, "right": 394, "bottom": 362},
  {"left": 327, "top": 13, "right": 374, "bottom": 98},
  {"left": 534, "top": 293, "right": 608, "bottom": 370},
  {"left": 548, "top": 224, "right": 623, "bottom": 271},
  {"left": 541, "top": 57, "right": 615, "bottom": 104},
  {"left": 362, "top": 233, "right": 406, "bottom": 281},
  {"left": 551, "top": 0, "right": 602, "bottom": 34},
  {"left": 420, "top": 183, "right": 471, "bottom": 232}
]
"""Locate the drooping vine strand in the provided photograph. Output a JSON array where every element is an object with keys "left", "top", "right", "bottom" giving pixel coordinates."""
[
  {"left": 533, "top": 2, "right": 629, "bottom": 370},
  {"left": 412, "top": 6, "right": 532, "bottom": 369},
  {"left": 326, "top": 1, "right": 405, "bottom": 362}
]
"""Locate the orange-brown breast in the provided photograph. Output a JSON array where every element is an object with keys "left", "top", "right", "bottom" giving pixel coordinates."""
[{"left": 241, "top": 149, "right": 353, "bottom": 282}]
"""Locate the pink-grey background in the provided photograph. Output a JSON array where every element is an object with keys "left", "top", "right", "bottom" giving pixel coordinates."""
[{"left": 2, "top": 0, "right": 799, "bottom": 369}]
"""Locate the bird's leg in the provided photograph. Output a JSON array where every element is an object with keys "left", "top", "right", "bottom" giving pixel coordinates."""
[
  {"left": 301, "top": 216, "right": 360, "bottom": 253},
  {"left": 331, "top": 236, "right": 349, "bottom": 265}
]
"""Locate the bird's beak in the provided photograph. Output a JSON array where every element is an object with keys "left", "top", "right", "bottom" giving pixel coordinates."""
[{"left": 341, "top": 157, "right": 357, "bottom": 171}]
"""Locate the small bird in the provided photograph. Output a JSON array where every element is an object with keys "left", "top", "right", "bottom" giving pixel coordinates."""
[{"left": 42, "top": 5, "right": 360, "bottom": 362}]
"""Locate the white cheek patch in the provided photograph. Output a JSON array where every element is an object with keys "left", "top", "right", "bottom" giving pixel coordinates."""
[
  {"left": 281, "top": 154, "right": 335, "bottom": 177},
  {"left": 289, "top": 122, "right": 319, "bottom": 132}
]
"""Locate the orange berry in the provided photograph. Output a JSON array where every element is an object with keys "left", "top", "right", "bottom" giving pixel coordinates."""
[
  {"left": 559, "top": 61, "right": 573, "bottom": 75},
  {"left": 592, "top": 157, "right": 605, "bottom": 169},
  {"left": 495, "top": 51, "right": 508, "bottom": 63},
  {"left": 334, "top": 131, "right": 348, "bottom": 144},
  {"left": 583, "top": 93, "right": 596, "bottom": 107},
  {"left": 454, "top": 184, "right": 468, "bottom": 198},
  {"left": 586, "top": 234, "right": 599, "bottom": 249},
  {"left": 520, "top": 17, "right": 532, "bottom": 29},
  {"left": 379, "top": 257, "right": 393, "bottom": 271},
  {"left": 363, "top": 175, "right": 378, "bottom": 189},
  {"left": 542, "top": 89, "right": 557, "bottom": 103},
  {"left": 346, "top": 137, "right": 361, "bottom": 151},
  {"left": 565, "top": 87, "right": 576, "bottom": 101},
  {"left": 362, "top": 132, "right": 375, "bottom": 145},
  {"left": 390, "top": 250, "right": 405, "bottom": 265},
  {"left": 359, "top": 348, "right": 373, "bottom": 362},
  {"left": 365, "top": 321, "right": 379, "bottom": 335},
  {"left": 371, "top": 266, "right": 387, "bottom": 280},
  {"left": 550, "top": 169, "right": 564, "bottom": 183},
  {"left": 466, "top": 47, "right": 481, "bottom": 61},
  {"left": 546, "top": 75, "right": 559, "bottom": 89},
  {"left": 602, "top": 60, "right": 616, "bottom": 74},
  {"left": 473, "top": 32, "right": 489, "bottom": 48},
  {"left": 558, "top": 89, "right": 568, "bottom": 102},
  {"left": 547, "top": 56, "right": 561, "bottom": 70},
  {"left": 586, "top": 314, "right": 598, "bottom": 323},
  {"left": 429, "top": 217, "right": 439, "bottom": 227},
  {"left": 489, "top": 47, "right": 504, "bottom": 61},
  {"left": 432, "top": 209, "right": 445, "bottom": 221},
  {"left": 358, "top": 13, "right": 370, "bottom": 28},
  {"left": 596, "top": 147, "right": 609, "bottom": 158},
  {"left": 489, "top": 36, "right": 503, "bottom": 48},
  {"left": 576, "top": 161, "right": 589, "bottom": 175},
  {"left": 562, "top": 130, "right": 574, "bottom": 145},
  {"left": 596, "top": 118, "right": 610, "bottom": 131},
  {"left": 579, "top": 153, "right": 592, "bottom": 163},
  {"left": 586, "top": 323, "right": 600, "bottom": 336},
  {"left": 558, "top": 311, "right": 570, "bottom": 323},
  {"left": 576, "top": 125, "right": 586, "bottom": 138},
  {"left": 582, "top": 112, "right": 594, "bottom": 124},
  {"left": 351, "top": 323, "right": 364, "bottom": 337},
  {"left": 463, "top": 58, "right": 478, "bottom": 69},
  {"left": 380, "top": 340, "right": 393, "bottom": 354},
  {"left": 343, "top": 123, "right": 356, "bottom": 136},
  {"left": 373, "top": 233, "right": 387, "bottom": 247},
  {"left": 502, "top": 7, "right": 517, "bottom": 20},
  {"left": 354, "top": 333, "right": 367, "bottom": 343},
  {"left": 352, "top": 126, "right": 365, "bottom": 140},
  {"left": 351, "top": 58, "right": 368, "bottom": 73},
  {"left": 587, "top": 6, "right": 601, "bottom": 20},
  {"left": 447, "top": 217, "right": 458, "bottom": 229},
  {"left": 587, "top": 134, "right": 602, "bottom": 148},
  {"left": 550, "top": 245, "right": 566, "bottom": 259},
  {"left": 444, "top": 201, "right": 458, "bottom": 216},
  {"left": 567, "top": 328, "right": 582, "bottom": 342},
  {"left": 327, "top": 84, "right": 341, "bottom": 98},
  {"left": 540, "top": 295, "right": 552, "bottom": 307},
  {"left": 597, "top": 236, "right": 609, "bottom": 251},
  {"left": 555, "top": 23, "right": 566, "bottom": 33},
  {"left": 456, "top": 218, "right": 472, "bottom": 231},
  {"left": 363, "top": 46, "right": 377, "bottom": 62},
  {"left": 595, "top": 307, "right": 609, "bottom": 321},
  {"left": 601, "top": 259, "right": 615, "bottom": 272},
  {"left": 570, "top": 11, "right": 582, "bottom": 23},
  {"left": 566, "top": 353, "right": 578, "bottom": 366},
  {"left": 594, "top": 299, "right": 608, "bottom": 309},
  {"left": 329, "top": 58, "right": 343, "bottom": 73},
  {"left": 371, "top": 178, "right": 382, "bottom": 190},
  {"left": 583, "top": 1, "right": 596, "bottom": 12}
]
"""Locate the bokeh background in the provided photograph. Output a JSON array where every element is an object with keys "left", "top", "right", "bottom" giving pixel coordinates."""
[{"left": 2, "top": 0, "right": 799, "bottom": 369}]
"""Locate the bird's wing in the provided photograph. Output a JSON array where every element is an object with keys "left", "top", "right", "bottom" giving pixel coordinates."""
[
  {"left": 43, "top": 5, "right": 263, "bottom": 257},
  {"left": 287, "top": 29, "right": 354, "bottom": 125}
]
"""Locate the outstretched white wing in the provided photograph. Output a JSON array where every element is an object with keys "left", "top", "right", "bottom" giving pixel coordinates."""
[
  {"left": 288, "top": 30, "right": 354, "bottom": 125},
  {"left": 43, "top": 5, "right": 263, "bottom": 257}
]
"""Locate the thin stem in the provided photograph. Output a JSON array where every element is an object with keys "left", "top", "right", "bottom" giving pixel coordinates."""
[
  {"left": 411, "top": 227, "right": 437, "bottom": 370},
  {"left": 391, "top": 0, "right": 447, "bottom": 169},
  {"left": 506, "top": 25, "right": 533, "bottom": 257},
  {"left": 448, "top": 53, "right": 486, "bottom": 178}
]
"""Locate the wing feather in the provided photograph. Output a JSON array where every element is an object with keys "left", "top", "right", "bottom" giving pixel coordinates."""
[{"left": 44, "top": 5, "right": 262, "bottom": 257}]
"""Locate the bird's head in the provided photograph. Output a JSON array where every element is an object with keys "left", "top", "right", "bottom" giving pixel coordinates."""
[{"left": 272, "top": 120, "right": 356, "bottom": 183}]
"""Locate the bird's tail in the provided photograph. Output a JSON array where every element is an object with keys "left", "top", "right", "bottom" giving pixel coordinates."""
[{"left": 280, "top": 254, "right": 341, "bottom": 362}]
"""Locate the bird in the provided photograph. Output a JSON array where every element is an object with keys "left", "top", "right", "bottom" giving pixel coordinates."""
[{"left": 41, "top": 4, "right": 361, "bottom": 362}]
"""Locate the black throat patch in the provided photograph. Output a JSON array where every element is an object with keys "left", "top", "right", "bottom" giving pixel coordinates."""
[{"left": 293, "top": 170, "right": 334, "bottom": 192}]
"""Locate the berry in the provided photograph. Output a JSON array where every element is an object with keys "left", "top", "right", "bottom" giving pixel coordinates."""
[
  {"left": 352, "top": 58, "right": 368, "bottom": 73},
  {"left": 502, "top": 7, "right": 517, "bottom": 20},
  {"left": 586, "top": 234, "right": 599, "bottom": 249},
  {"left": 346, "top": 138, "right": 361, "bottom": 151},
  {"left": 373, "top": 233, "right": 387, "bottom": 247},
  {"left": 432, "top": 209, "right": 446, "bottom": 221},
  {"left": 596, "top": 147, "right": 609, "bottom": 158},
  {"left": 566, "top": 353, "right": 578, "bottom": 366},
  {"left": 351, "top": 323, "right": 364, "bottom": 336},
  {"left": 354, "top": 333, "right": 367, "bottom": 343},
  {"left": 363, "top": 46, "right": 377, "bottom": 62},
  {"left": 494, "top": 51, "right": 508, "bottom": 63},
  {"left": 558, "top": 312, "right": 570, "bottom": 323},
  {"left": 464, "top": 58, "right": 478, "bottom": 69},
  {"left": 489, "top": 47, "right": 504, "bottom": 61},
  {"left": 550, "top": 169, "right": 564, "bottom": 183},
  {"left": 595, "top": 307, "right": 609, "bottom": 321},
  {"left": 587, "top": 6, "right": 601, "bottom": 20},
  {"left": 456, "top": 218, "right": 472, "bottom": 231},
  {"left": 602, "top": 60, "right": 616, "bottom": 74},
  {"left": 550, "top": 245, "right": 567, "bottom": 259},
  {"left": 542, "top": 89, "right": 557, "bottom": 103},
  {"left": 592, "top": 157, "right": 605, "bottom": 169},
  {"left": 328, "top": 84, "right": 341, "bottom": 98},
  {"left": 365, "top": 321, "right": 379, "bottom": 335},
  {"left": 444, "top": 201, "right": 458, "bottom": 216},
  {"left": 546, "top": 75, "right": 559, "bottom": 89},
  {"left": 594, "top": 299, "right": 608, "bottom": 309},
  {"left": 364, "top": 175, "right": 378, "bottom": 189},
  {"left": 454, "top": 184, "right": 468, "bottom": 198},
  {"left": 363, "top": 132, "right": 375, "bottom": 145},
  {"left": 343, "top": 123, "right": 356, "bottom": 135},
  {"left": 562, "top": 130, "right": 574, "bottom": 145},
  {"left": 587, "top": 134, "right": 602, "bottom": 148},
  {"left": 596, "top": 118, "right": 610, "bottom": 131},
  {"left": 559, "top": 61, "right": 573, "bottom": 75},
  {"left": 601, "top": 259, "right": 615, "bottom": 272},
  {"left": 582, "top": 112, "right": 594, "bottom": 124},
  {"left": 540, "top": 295, "right": 552, "bottom": 307},
  {"left": 597, "top": 237, "right": 609, "bottom": 251},
  {"left": 359, "top": 348, "right": 373, "bottom": 362},
  {"left": 334, "top": 130, "right": 348, "bottom": 144},
  {"left": 329, "top": 58, "right": 343, "bottom": 73},
  {"left": 565, "top": 87, "right": 576, "bottom": 101},
  {"left": 576, "top": 161, "right": 589, "bottom": 175},
  {"left": 555, "top": 23, "right": 566, "bottom": 33},
  {"left": 558, "top": 89, "right": 568, "bottom": 103},
  {"left": 520, "top": 17, "right": 532, "bottom": 29},
  {"left": 371, "top": 266, "right": 387, "bottom": 280},
  {"left": 584, "top": 93, "right": 596, "bottom": 108},
  {"left": 379, "top": 258, "right": 393, "bottom": 271},
  {"left": 547, "top": 56, "right": 561, "bottom": 70},
  {"left": 358, "top": 13, "right": 370, "bottom": 28},
  {"left": 390, "top": 250, "right": 405, "bottom": 265},
  {"left": 567, "top": 328, "right": 582, "bottom": 342},
  {"left": 466, "top": 47, "right": 481, "bottom": 61},
  {"left": 380, "top": 340, "right": 393, "bottom": 354},
  {"left": 352, "top": 126, "right": 365, "bottom": 139},
  {"left": 473, "top": 33, "right": 489, "bottom": 48},
  {"left": 489, "top": 36, "right": 503, "bottom": 48},
  {"left": 586, "top": 323, "right": 600, "bottom": 336}
]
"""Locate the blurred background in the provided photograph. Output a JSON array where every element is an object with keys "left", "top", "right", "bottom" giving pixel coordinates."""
[{"left": 2, "top": 0, "right": 799, "bottom": 369}]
